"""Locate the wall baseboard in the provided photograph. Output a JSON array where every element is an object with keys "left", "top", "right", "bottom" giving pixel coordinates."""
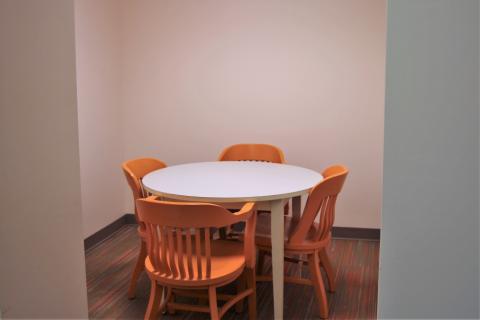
[
  {"left": 124, "top": 213, "right": 136, "bottom": 224},
  {"left": 332, "top": 227, "right": 380, "bottom": 240},
  {"left": 84, "top": 213, "right": 380, "bottom": 250},
  {"left": 84, "top": 214, "right": 133, "bottom": 250}
]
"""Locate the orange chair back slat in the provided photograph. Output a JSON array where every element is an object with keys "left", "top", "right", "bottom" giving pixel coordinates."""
[
  {"left": 144, "top": 224, "right": 211, "bottom": 279},
  {"left": 167, "top": 228, "right": 178, "bottom": 277},
  {"left": 176, "top": 228, "right": 186, "bottom": 278},
  {"left": 122, "top": 158, "right": 167, "bottom": 227},
  {"left": 204, "top": 227, "right": 212, "bottom": 278},
  {"left": 314, "top": 195, "right": 338, "bottom": 242},
  {"left": 185, "top": 228, "right": 194, "bottom": 279},
  {"left": 289, "top": 165, "right": 348, "bottom": 246},
  {"left": 218, "top": 143, "right": 285, "bottom": 163},
  {"left": 137, "top": 197, "right": 256, "bottom": 280}
]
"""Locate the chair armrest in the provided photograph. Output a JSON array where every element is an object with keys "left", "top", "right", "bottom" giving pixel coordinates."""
[
  {"left": 232, "top": 202, "right": 255, "bottom": 219},
  {"left": 145, "top": 195, "right": 161, "bottom": 201}
]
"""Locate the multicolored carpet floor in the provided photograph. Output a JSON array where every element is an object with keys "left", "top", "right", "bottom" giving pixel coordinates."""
[{"left": 86, "top": 225, "right": 379, "bottom": 319}]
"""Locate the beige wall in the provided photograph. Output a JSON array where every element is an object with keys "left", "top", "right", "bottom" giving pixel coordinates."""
[
  {"left": 75, "top": 0, "right": 125, "bottom": 237},
  {"left": 75, "top": 0, "right": 386, "bottom": 232},
  {"left": 0, "top": 0, "right": 88, "bottom": 317},
  {"left": 120, "top": 0, "right": 386, "bottom": 228}
]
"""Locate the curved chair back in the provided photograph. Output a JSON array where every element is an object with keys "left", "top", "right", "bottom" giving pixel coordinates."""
[
  {"left": 218, "top": 144, "right": 285, "bottom": 163},
  {"left": 288, "top": 165, "right": 348, "bottom": 246},
  {"left": 136, "top": 197, "right": 256, "bottom": 280},
  {"left": 122, "top": 158, "right": 167, "bottom": 227}
]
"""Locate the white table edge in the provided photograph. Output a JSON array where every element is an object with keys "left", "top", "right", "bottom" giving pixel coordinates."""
[{"left": 142, "top": 184, "right": 311, "bottom": 203}]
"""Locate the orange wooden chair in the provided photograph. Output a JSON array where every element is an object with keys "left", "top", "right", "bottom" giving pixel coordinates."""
[
  {"left": 218, "top": 144, "right": 288, "bottom": 239},
  {"left": 254, "top": 165, "right": 348, "bottom": 319},
  {"left": 218, "top": 143, "right": 285, "bottom": 164},
  {"left": 122, "top": 158, "right": 167, "bottom": 299},
  {"left": 136, "top": 197, "right": 257, "bottom": 320}
]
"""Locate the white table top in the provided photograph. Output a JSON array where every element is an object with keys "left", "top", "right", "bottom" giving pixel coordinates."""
[{"left": 142, "top": 161, "right": 323, "bottom": 202}]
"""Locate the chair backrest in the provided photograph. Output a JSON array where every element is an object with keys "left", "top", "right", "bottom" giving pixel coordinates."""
[
  {"left": 288, "top": 165, "right": 348, "bottom": 246},
  {"left": 122, "top": 158, "right": 167, "bottom": 226},
  {"left": 136, "top": 197, "right": 256, "bottom": 280},
  {"left": 218, "top": 144, "right": 285, "bottom": 163}
]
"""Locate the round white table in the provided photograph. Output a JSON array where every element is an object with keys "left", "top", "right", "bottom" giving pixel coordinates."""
[{"left": 142, "top": 161, "right": 323, "bottom": 320}]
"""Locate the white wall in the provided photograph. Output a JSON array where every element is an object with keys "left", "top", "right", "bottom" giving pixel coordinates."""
[
  {"left": 0, "top": 0, "right": 88, "bottom": 317},
  {"left": 120, "top": 0, "right": 386, "bottom": 228},
  {"left": 379, "top": 0, "right": 479, "bottom": 318},
  {"left": 75, "top": 0, "right": 125, "bottom": 237}
]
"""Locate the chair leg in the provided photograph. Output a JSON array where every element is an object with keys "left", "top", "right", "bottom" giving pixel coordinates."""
[
  {"left": 284, "top": 202, "right": 290, "bottom": 215},
  {"left": 160, "top": 288, "right": 168, "bottom": 314},
  {"left": 208, "top": 286, "right": 220, "bottom": 320},
  {"left": 128, "top": 240, "right": 147, "bottom": 299},
  {"left": 308, "top": 253, "right": 329, "bottom": 319},
  {"left": 246, "top": 267, "right": 257, "bottom": 320},
  {"left": 257, "top": 250, "right": 266, "bottom": 275},
  {"left": 319, "top": 248, "right": 336, "bottom": 293},
  {"left": 145, "top": 279, "right": 163, "bottom": 320},
  {"left": 219, "top": 227, "right": 228, "bottom": 239},
  {"left": 166, "top": 287, "right": 175, "bottom": 315},
  {"left": 235, "top": 272, "right": 246, "bottom": 313}
]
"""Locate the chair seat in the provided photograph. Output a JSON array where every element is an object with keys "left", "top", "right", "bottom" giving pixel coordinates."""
[
  {"left": 254, "top": 214, "right": 330, "bottom": 252},
  {"left": 145, "top": 239, "right": 245, "bottom": 287}
]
